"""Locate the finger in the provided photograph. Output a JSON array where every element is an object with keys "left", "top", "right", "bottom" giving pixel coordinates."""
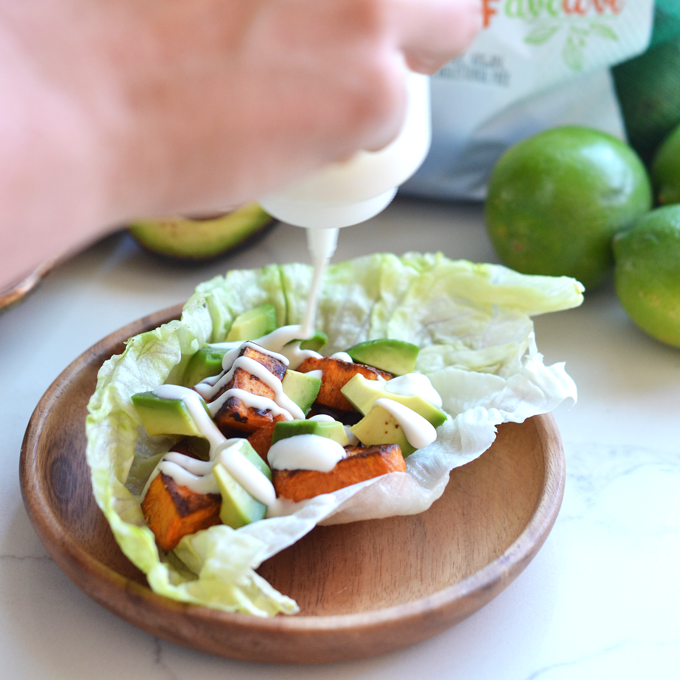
[{"left": 392, "top": 0, "right": 482, "bottom": 74}]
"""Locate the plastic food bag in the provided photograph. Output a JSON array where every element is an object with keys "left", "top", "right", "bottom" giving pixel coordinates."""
[{"left": 403, "top": 0, "right": 655, "bottom": 201}]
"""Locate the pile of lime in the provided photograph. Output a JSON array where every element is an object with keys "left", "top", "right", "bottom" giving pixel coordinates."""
[{"left": 484, "top": 123, "right": 680, "bottom": 349}]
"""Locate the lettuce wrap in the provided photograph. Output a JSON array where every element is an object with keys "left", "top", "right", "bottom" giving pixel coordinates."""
[{"left": 86, "top": 252, "right": 583, "bottom": 616}]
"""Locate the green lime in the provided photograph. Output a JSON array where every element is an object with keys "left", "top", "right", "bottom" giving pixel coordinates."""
[
  {"left": 613, "top": 205, "right": 680, "bottom": 348},
  {"left": 651, "top": 122, "right": 680, "bottom": 205},
  {"left": 485, "top": 126, "right": 652, "bottom": 290}
]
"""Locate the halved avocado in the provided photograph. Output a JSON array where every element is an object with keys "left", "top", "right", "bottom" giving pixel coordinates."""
[{"left": 128, "top": 203, "right": 274, "bottom": 260}]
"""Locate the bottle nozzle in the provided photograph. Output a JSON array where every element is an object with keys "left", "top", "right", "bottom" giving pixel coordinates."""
[{"left": 306, "top": 227, "right": 338, "bottom": 264}]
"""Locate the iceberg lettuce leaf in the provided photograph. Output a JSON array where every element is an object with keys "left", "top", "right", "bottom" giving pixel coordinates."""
[{"left": 86, "top": 253, "right": 582, "bottom": 615}]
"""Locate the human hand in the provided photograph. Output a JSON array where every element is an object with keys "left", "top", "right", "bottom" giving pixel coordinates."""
[{"left": 0, "top": 0, "right": 481, "bottom": 286}]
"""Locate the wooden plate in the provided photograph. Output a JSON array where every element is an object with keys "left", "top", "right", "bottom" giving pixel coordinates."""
[{"left": 20, "top": 305, "right": 565, "bottom": 664}]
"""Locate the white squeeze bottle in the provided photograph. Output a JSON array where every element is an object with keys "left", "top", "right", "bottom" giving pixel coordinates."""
[{"left": 259, "top": 70, "right": 431, "bottom": 333}]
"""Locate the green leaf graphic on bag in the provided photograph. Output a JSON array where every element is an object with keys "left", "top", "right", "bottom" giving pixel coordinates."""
[
  {"left": 524, "top": 24, "right": 560, "bottom": 45},
  {"left": 590, "top": 22, "right": 618, "bottom": 41}
]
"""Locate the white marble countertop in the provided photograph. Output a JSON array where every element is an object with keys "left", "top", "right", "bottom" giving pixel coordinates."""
[{"left": 1, "top": 198, "right": 679, "bottom": 679}]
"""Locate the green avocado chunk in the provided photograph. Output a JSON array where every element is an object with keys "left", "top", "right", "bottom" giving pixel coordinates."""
[
  {"left": 284, "top": 331, "right": 328, "bottom": 352},
  {"left": 272, "top": 419, "right": 349, "bottom": 446},
  {"left": 345, "top": 339, "right": 419, "bottom": 375},
  {"left": 131, "top": 391, "right": 211, "bottom": 437},
  {"left": 213, "top": 441, "right": 272, "bottom": 529},
  {"left": 226, "top": 304, "right": 277, "bottom": 342},
  {"left": 281, "top": 370, "right": 321, "bottom": 415},
  {"left": 341, "top": 374, "right": 446, "bottom": 427},
  {"left": 350, "top": 404, "right": 416, "bottom": 456},
  {"left": 300, "top": 332, "right": 328, "bottom": 351},
  {"left": 182, "top": 345, "right": 228, "bottom": 387}
]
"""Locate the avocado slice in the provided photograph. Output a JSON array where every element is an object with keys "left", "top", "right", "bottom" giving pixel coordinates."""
[
  {"left": 350, "top": 404, "right": 416, "bottom": 456},
  {"left": 272, "top": 419, "right": 349, "bottom": 446},
  {"left": 284, "top": 331, "right": 329, "bottom": 352},
  {"left": 226, "top": 304, "right": 277, "bottom": 342},
  {"left": 182, "top": 345, "right": 228, "bottom": 387},
  {"left": 300, "top": 331, "right": 328, "bottom": 351},
  {"left": 281, "top": 370, "right": 321, "bottom": 415},
  {"left": 128, "top": 203, "right": 273, "bottom": 260},
  {"left": 131, "top": 390, "right": 212, "bottom": 437},
  {"left": 345, "top": 339, "right": 419, "bottom": 375},
  {"left": 341, "top": 374, "right": 446, "bottom": 427},
  {"left": 212, "top": 441, "right": 272, "bottom": 529}
]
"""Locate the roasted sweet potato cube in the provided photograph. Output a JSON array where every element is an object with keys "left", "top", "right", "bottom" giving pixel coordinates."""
[
  {"left": 296, "top": 357, "right": 393, "bottom": 411},
  {"left": 141, "top": 473, "right": 221, "bottom": 552},
  {"left": 247, "top": 424, "right": 276, "bottom": 462},
  {"left": 215, "top": 399, "right": 287, "bottom": 434},
  {"left": 213, "top": 344, "right": 288, "bottom": 434},
  {"left": 273, "top": 443, "right": 405, "bottom": 502}
]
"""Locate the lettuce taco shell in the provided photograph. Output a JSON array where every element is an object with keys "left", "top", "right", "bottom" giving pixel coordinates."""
[{"left": 86, "top": 253, "right": 583, "bottom": 616}]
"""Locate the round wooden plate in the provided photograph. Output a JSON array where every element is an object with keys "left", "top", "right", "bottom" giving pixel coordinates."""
[{"left": 20, "top": 305, "right": 566, "bottom": 664}]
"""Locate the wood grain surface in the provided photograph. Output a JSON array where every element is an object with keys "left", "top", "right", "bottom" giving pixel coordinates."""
[{"left": 20, "top": 305, "right": 566, "bottom": 664}]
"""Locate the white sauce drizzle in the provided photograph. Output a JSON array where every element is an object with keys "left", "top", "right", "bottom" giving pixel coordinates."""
[
  {"left": 191, "top": 340, "right": 302, "bottom": 421},
  {"left": 384, "top": 373, "right": 443, "bottom": 408},
  {"left": 306, "top": 369, "right": 323, "bottom": 381},
  {"left": 375, "top": 398, "right": 437, "bottom": 450},
  {"left": 329, "top": 351, "right": 353, "bottom": 363},
  {"left": 215, "top": 443, "right": 277, "bottom": 507},
  {"left": 141, "top": 452, "right": 219, "bottom": 499},
  {"left": 268, "top": 434, "right": 346, "bottom": 472},
  {"left": 153, "top": 385, "right": 225, "bottom": 453},
  {"left": 140, "top": 251, "right": 446, "bottom": 525},
  {"left": 145, "top": 385, "right": 276, "bottom": 507},
  {"left": 221, "top": 340, "right": 290, "bottom": 371},
  {"left": 227, "top": 327, "right": 322, "bottom": 370},
  {"left": 207, "top": 387, "right": 295, "bottom": 420}
]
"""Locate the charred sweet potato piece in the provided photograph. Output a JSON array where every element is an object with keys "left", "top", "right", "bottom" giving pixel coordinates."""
[
  {"left": 142, "top": 473, "right": 221, "bottom": 552},
  {"left": 213, "top": 344, "right": 288, "bottom": 434},
  {"left": 215, "top": 398, "right": 287, "bottom": 434},
  {"left": 247, "top": 424, "right": 276, "bottom": 462},
  {"left": 296, "top": 357, "right": 393, "bottom": 411},
  {"left": 273, "top": 443, "right": 405, "bottom": 502}
]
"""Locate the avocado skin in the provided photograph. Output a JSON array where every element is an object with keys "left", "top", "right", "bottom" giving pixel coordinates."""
[
  {"left": 351, "top": 404, "right": 416, "bottom": 456},
  {"left": 341, "top": 374, "right": 446, "bottom": 428},
  {"left": 345, "top": 339, "right": 419, "bottom": 375},
  {"left": 129, "top": 203, "right": 274, "bottom": 260},
  {"left": 272, "top": 419, "right": 349, "bottom": 446},
  {"left": 131, "top": 391, "right": 210, "bottom": 437},
  {"left": 226, "top": 304, "right": 277, "bottom": 342}
]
